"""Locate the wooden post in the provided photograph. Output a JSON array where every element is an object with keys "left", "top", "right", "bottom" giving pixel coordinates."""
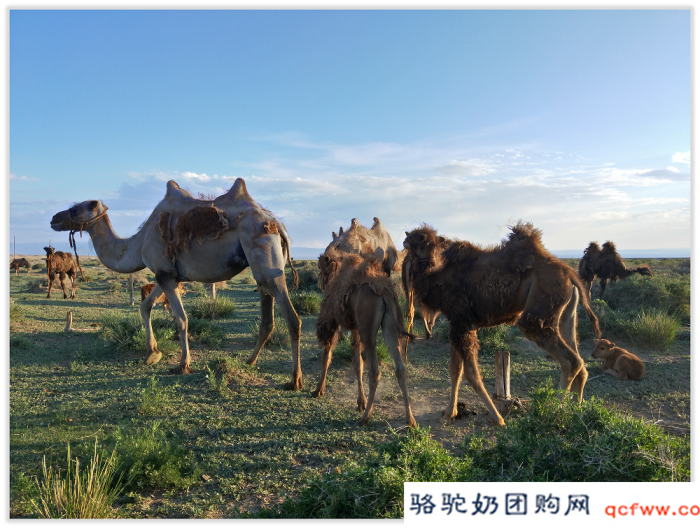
[
  {"left": 129, "top": 274, "right": 134, "bottom": 306},
  {"left": 494, "top": 350, "right": 512, "bottom": 414},
  {"left": 207, "top": 283, "right": 216, "bottom": 299},
  {"left": 64, "top": 311, "right": 74, "bottom": 332}
]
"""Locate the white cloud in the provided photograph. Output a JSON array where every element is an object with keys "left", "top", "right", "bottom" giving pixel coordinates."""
[
  {"left": 671, "top": 151, "right": 690, "bottom": 165},
  {"left": 436, "top": 159, "right": 496, "bottom": 177},
  {"left": 9, "top": 173, "right": 38, "bottom": 181}
]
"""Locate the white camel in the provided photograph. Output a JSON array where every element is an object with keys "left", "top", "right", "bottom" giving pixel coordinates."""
[{"left": 50, "top": 178, "right": 303, "bottom": 389}]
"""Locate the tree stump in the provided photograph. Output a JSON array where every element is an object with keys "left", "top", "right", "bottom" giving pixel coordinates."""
[{"left": 494, "top": 350, "right": 512, "bottom": 414}]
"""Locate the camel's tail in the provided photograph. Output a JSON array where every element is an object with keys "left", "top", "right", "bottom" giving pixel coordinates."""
[
  {"left": 570, "top": 271, "right": 601, "bottom": 339},
  {"left": 382, "top": 290, "right": 416, "bottom": 365},
  {"left": 280, "top": 227, "right": 299, "bottom": 289}
]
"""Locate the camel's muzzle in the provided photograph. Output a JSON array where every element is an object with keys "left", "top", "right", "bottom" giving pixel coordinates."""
[{"left": 50, "top": 210, "right": 71, "bottom": 231}]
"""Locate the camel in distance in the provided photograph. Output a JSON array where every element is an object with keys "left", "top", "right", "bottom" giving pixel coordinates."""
[
  {"left": 50, "top": 178, "right": 303, "bottom": 389},
  {"left": 44, "top": 246, "right": 78, "bottom": 299},
  {"left": 578, "top": 241, "right": 653, "bottom": 298},
  {"left": 403, "top": 222, "right": 601, "bottom": 427},
  {"left": 10, "top": 258, "right": 30, "bottom": 276}
]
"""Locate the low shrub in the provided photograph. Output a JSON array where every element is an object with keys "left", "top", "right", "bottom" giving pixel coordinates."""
[
  {"left": 31, "top": 263, "right": 44, "bottom": 271},
  {"left": 327, "top": 331, "right": 393, "bottom": 365},
  {"left": 9, "top": 298, "right": 22, "bottom": 322},
  {"left": 290, "top": 290, "right": 322, "bottom": 315},
  {"left": 108, "top": 281, "right": 121, "bottom": 292},
  {"left": 477, "top": 325, "right": 509, "bottom": 355},
  {"left": 25, "top": 278, "right": 47, "bottom": 294},
  {"left": 624, "top": 309, "right": 681, "bottom": 350},
  {"left": 100, "top": 313, "right": 143, "bottom": 351},
  {"left": 187, "top": 294, "right": 235, "bottom": 319},
  {"left": 464, "top": 385, "right": 690, "bottom": 482},
  {"left": 187, "top": 317, "right": 225, "bottom": 347},
  {"left": 249, "top": 308, "right": 290, "bottom": 349},
  {"left": 107, "top": 421, "right": 200, "bottom": 493},
  {"left": 29, "top": 440, "right": 124, "bottom": 519},
  {"left": 134, "top": 376, "right": 180, "bottom": 416},
  {"left": 290, "top": 261, "right": 320, "bottom": 291}
]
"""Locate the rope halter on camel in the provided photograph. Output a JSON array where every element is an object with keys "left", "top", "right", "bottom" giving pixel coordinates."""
[{"left": 67, "top": 205, "right": 109, "bottom": 283}]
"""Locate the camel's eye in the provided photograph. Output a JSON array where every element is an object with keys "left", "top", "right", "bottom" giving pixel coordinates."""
[
  {"left": 89, "top": 201, "right": 98, "bottom": 209},
  {"left": 69, "top": 207, "right": 77, "bottom": 218}
]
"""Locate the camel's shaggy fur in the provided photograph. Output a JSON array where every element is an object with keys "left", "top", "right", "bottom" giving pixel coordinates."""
[
  {"left": 313, "top": 252, "right": 416, "bottom": 428},
  {"left": 141, "top": 282, "right": 185, "bottom": 314},
  {"left": 591, "top": 338, "right": 645, "bottom": 381},
  {"left": 44, "top": 246, "right": 78, "bottom": 299},
  {"left": 579, "top": 241, "right": 653, "bottom": 298},
  {"left": 10, "top": 258, "right": 30, "bottom": 276},
  {"left": 403, "top": 222, "right": 601, "bottom": 426}
]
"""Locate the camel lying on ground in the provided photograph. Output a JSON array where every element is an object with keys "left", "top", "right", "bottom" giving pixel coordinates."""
[
  {"left": 314, "top": 250, "right": 417, "bottom": 427},
  {"left": 578, "top": 241, "right": 653, "bottom": 298},
  {"left": 591, "top": 338, "right": 645, "bottom": 381},
  {"left": 10, "top": 258, "right": 30, "bottom": 276},
  {"left": 50, "top": 178, "right": 302, "bottom": 388},
  {"left": 141, "top": 282, "right": 186, "bottom": 315},
  {"left": 403, "top": 222, "right": 601, "bottom": 427},
  {"left": 44, "top": 246, "right": 78, "bottom": 299}
]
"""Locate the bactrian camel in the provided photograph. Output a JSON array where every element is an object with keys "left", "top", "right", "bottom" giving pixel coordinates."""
[
  {"left": 50, "top": 179, "right": 303, "bottom": 389},
  {"left": 10, "top": 257, "right": 30, "bottom": 276},
  {"left": 141, "top": 282, "right": 186, "bottom": 315},
  {"left": 44, "top": 246, "right": 78, "bottom": 299},
  {"left": 403, "top": 222, "right": 601, "bottom": 427},
  {"left": 578, "top": 241, "right": 653, "bottom": 298},
  {"left": 314, "top": 251, "right": 416, "bottom": 428}
]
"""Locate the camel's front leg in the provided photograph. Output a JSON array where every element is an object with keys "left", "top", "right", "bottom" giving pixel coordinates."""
[
  {"left": 271, "top": 277, "right": 302, "bottom": 390},
  {"left": 69, "top": 273, "right": 76, "bottom": 299},
  {"left": 59, "top": 272, "right": 68, "bottom": 299},
  {"left": 140, "top": 283, "right": 164, "bottom": 366},
  {"left": 161, "top": 280, "right": 190, "bottom": 375},
  {"left": 312, "top": 330, "right": 338, "bottom": 398},
  {"left": 46, "top": 273, "right": 55, "bottom": 299},
  {"left": 246, "top": 291, "right": 274, "bottom": 365}
]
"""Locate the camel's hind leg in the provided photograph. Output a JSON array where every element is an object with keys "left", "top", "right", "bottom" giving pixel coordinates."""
[
  {"left": 518, "top": 311, "right": 586, "bottom": 402},
  {"left": 380, "top": 300, "right": 417, "bottom": 428},
  {"left": 140, "top": 283, "right": 164, "bottom": 366},
  {"left": 311, "top": 329, "right": 339, "bottom": 399},
  {"left": 160, "top": 279, "right": 190, "bottom": 375},
  {"left": 451, "top": 328, "right": 505, "bottom": 427},
  {"left": 68, "top": 272, "right": 77, "bottom": 299},
  {"left": 350, "top": 329, "right": 367, "bottom": 411},
  {"left": 246, "top": 291, "right": 274, "bottom": 366},
  {"left": 560, "top": 287, "right": 588, "bottom": 399}
]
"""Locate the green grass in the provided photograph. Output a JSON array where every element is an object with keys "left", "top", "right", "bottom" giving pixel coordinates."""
[
  {"left": 187, "top": 294, "right": 236, "bottom": 319},
  {"left": 290, "top": 290, "right": 322, "bottom": 315},
  {"left": 9, "top": 257, "right": 691, "bottom": 518}
]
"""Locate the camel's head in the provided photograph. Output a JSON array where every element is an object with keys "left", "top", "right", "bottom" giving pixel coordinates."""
[
  {"left": 402, "top": 225, "right": 445, "bottom": 263},
  {"left": 43, "top": 246, "right": 55, "bottom": 257},
  {"left": 51, "top": 200, "right": 108, "bottom": 232},
  {"left": 317, "top": 248, "right": 344, "bottom": 290},
  {"left": 591, "top": 338, "right": 615, "bottom": 359}
]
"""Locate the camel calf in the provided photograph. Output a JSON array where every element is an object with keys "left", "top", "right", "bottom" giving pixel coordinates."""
[
  {"left": 591, "top": 338, "right": 645, "bottom": 381},
  {"left": 141, "top": 282, "right": 186, "bottom": 314},
  {"left": 314, "top": 252, "right": 417, "bottom": 428},
  {"left": 10, "top": 258, "right": 30, "bottom": 276}
]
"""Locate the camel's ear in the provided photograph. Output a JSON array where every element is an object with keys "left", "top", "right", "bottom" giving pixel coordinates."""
[
  {"left": 438, "top": 236, "right": 445, "bottom": 244},
  {"left": 609, "top": 342, "right": 615, "bottom": 349},
  {"left": 405, "top": 231, "right": 410, "bottom": 237},
  {"left": 593, "top": 338, "right": 600, "bottom": 344}
]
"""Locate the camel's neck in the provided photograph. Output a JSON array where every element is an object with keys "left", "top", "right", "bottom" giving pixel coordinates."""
[
  {"left": 83, "top": 215, "right": 146, "bottom": 273},
  {"left": 408, "top": 258, "right": 443, "bottom": 308}
]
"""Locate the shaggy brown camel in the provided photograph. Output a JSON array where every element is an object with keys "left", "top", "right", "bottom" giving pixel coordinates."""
[
  {"left": 50, "top": 179, "right": 303, "bottom": 388},
  {"left": 403, "top": 222, "right": 601, "bottom": 427},
  {"left": 10, "top": 257, "right": 30, "bottom": 276},
  {"left": 313, "top": 251, "right": 417, "bottom": 427},
  {"left": 578, "top": 241, "right": 653, "bottom": 298},
  {"left": 591, "top": 338, "right": 645, "bottom": 381},
  {"left": 141, "top": 282, "right": 186, "bottom": 315},
  {"left": 43, "top": 246, "right": 78, "bottom": 299}
]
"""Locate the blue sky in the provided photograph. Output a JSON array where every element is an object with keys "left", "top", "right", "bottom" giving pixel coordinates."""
[{"left": 9, "top": 9, "right": 691, "bottom": 258}]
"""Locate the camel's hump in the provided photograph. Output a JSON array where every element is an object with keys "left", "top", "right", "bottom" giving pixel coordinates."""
[{"left": 216, "top": 178, "right": 254, "bottom": 206}]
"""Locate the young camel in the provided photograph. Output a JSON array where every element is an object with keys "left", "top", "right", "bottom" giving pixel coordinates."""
[
  {"left": 10, "top": 258, "right": 31, "bottom": 276},
  {"left": 314, "top": 250, "right": 417, "bottom": 428},
  {"left": 403, "top": 222, "right": 601, "bottom": 427},
  {"left": 44, "top": 246, "right": 78, "bottom": 299},
  {"left": 578, "top": 241, "right": 653, "bottom": 298},
  {"left": 141, "top": 282, "right": 186, "bottom": 315}
]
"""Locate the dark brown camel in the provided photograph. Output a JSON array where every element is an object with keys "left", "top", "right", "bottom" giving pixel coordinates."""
[
  {"left": 10, "top": 258, "right": 30, "bottom": 276},
  {"left": 403, "top": 222, "right": 601, "bottom": 427},
  {"left": 44, "top": 246, "right": 78, "bottom": 299},
  {"left": 313, "top": 250, "right": 417, "bottom": 428},
  {"left": 578, "top": 241, "right": 653, "bottom": 298}
]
